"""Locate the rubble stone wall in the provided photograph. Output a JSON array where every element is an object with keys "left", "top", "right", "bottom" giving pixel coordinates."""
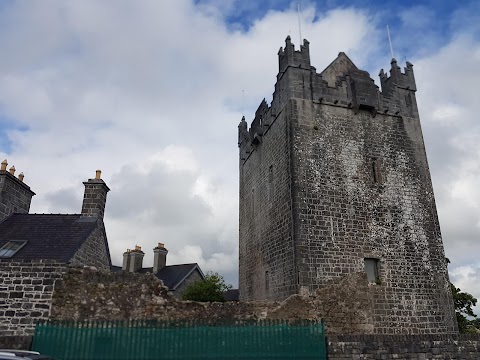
[{"left": 50, "top": 268, "right": 374, "bottom": 335}]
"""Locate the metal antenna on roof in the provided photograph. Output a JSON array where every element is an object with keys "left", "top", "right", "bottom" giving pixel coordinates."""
[
  {"left": 297, "top": 2, "right": 303, "bottom": 45},
  {"left": 386, "top": 25, "right": 394, "bottom": 59},
  {"left": 242, "top": 89, "right": 245, "bottom": 117}
]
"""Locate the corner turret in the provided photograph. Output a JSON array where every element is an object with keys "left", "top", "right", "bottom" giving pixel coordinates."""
[
  {"left": 277, "top": 36, "right": 311, "bottom": 77},
  {"left": 379, "top": 59, "right": 417, "bottom": 95}
]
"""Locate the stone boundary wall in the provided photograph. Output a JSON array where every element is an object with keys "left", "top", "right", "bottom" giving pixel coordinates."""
[
  {"left": 0, "top": 260, "right": 66, "bottom": 336},
  {"left": 50, "top": 268, "right": 375, "bottom": 335},
  {"left": 327, "top": 334, "right": 480, "bottom": 359}
]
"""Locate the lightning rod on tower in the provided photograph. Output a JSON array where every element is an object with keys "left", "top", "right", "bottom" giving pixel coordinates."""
[
  {"left": 386, "top": 25, "right": 394, "bottom": 59},
  {"left": 297, "top": 2, "right": 303, "bottom": 45}
]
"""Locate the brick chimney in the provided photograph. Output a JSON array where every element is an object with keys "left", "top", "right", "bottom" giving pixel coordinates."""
[
  {"left": 81, "top": 170, "right": 110, "bottom": 220},
  {"left": 153, "top": 243, "right": 168, "bottom": 273},
  {"left": 0, "top": 159, "right": 35, "bottom": 222}
]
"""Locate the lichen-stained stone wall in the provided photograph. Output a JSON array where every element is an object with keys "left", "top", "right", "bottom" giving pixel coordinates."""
[
  {"left": 289, "top": 99, "right": 456, "bottom": 334},
  {"left": 0, "top": 260, "right": 66, "bottom": 336},
  {"left": 50, "top": 268, "right": 375, "bottom": 335}
]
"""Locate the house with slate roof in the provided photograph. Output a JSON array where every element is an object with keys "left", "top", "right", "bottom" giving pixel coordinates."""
[
  {"left": 0, "top": 160, "right": 111, "bottom": 337},
  {"left": 0, "top": 162, "right": 111, "bottom": 270},
  {"left": 112, "top": 243, "right": 205, "bottom": 299}
]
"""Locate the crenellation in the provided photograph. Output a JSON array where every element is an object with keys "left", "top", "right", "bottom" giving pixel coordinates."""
[{"left": 277, "top": 36, "right": 311, "bottom": 76}]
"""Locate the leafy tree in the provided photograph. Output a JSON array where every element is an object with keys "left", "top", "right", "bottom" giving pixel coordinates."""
[
  {"left": 447, "top": 258, "right": 479, "bottom": 333},
  {"left": 181, "top": 272, "right": 232, "bottom": 302},
  {"left": 450, "top": 283, "right": 478, "bottom": 333}
]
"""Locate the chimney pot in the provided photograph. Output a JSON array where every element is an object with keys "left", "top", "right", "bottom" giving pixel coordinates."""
[
  {"left": 95, "top": 169, "right": 101, "bottom": 180},
  {"left": 135, "top": 245, "right": 142, "bottom": 251},
  {"left": 9, "top": 166, "right": 15, "bottom": 175},
  {"left": 18, "top": 172, "right": 25, "bottom": 182},
  {"left": 0, "top": 159, "right": 7, "bottom": 171}
]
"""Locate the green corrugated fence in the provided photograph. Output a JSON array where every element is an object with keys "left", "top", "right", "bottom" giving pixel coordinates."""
[{"left": 32, "top": 319, "right": 326, "bottom": 360}]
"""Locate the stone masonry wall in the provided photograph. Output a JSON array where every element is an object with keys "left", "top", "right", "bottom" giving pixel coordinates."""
[
  {"left": 69, "top": 222, "right": 110, "bottom": 271},
  {"left": 6, "top": 267, "right": 478, "bottom": 358},
  {"left": 327, "top": 334, "right": 480, "bottom": 359},
  {"left": 289, "top": 99, "right": 456, "bottom": 334},
  {"left": 0, "top": 170, "right": 35, "bottom": 222},
  {"left": 50, "top": 268, "right": 375, "bottom": 335},
  {"left": 239, "top": 105, "right": 297, "bottom": 301},
  {"left": 0, "top": 260, "right": 66, "bottom": 336}
]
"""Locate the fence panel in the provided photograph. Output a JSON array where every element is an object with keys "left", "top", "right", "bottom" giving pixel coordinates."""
[{"left": 32, "top": 319, "right": 326, "bottom": 360}]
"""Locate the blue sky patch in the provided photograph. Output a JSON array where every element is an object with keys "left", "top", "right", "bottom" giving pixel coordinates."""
[{"left": 0, "top": 114, "right": 28, "bottom": 154}]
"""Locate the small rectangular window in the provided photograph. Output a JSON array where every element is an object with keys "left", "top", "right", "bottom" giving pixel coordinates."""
[
  {"left": 364, "top": 258, "right": 379, "bottom": 283},
  {"left": 268, "top": 165, "right": 274, "bottom": 200},
  {"left": 0, "top": 240, "right": 27, "bottom": 258}
]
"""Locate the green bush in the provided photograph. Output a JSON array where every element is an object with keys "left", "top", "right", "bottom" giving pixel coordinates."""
[{"left": 181, "top": 272, "right": 232, "bottom": 302}]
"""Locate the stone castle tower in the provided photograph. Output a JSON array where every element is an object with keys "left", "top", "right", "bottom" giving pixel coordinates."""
[{"left": 238, "top": 37, "right": 457, "bottom": 334}]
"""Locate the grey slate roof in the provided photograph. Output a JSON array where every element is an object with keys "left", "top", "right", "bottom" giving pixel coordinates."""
[
  {"left": 156, "top": 264, "right": 201, "bottom": 290},
  {"left": 0, "top": 213, "right": 98, "bottom": 262},
  {"left": 111, "top": 263, "right": 203, "bottom": 290}
]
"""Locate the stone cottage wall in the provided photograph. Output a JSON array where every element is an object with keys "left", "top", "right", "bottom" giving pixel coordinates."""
[
  {"left": 69, "top": 222, "right": 110, "bottom": 271},
  {"left": 0, "top": 260, "right": 66, "bottom": 336}
]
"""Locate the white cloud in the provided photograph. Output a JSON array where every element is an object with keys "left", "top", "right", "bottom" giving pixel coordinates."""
[{"left": 0, "top": 2, "right": 381, "bottom": 288}]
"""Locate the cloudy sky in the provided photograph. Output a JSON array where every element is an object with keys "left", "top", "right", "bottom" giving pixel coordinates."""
[{"left": 0, "top": 0, "right": 479, "bottom": 312}]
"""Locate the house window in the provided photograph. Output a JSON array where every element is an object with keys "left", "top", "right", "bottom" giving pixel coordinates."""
[
  {"left": 364, "top": 258, "right": 379, "bottom": 283},
  {"left": 0, "top": 240, "right": 27, "bottom": 258}
]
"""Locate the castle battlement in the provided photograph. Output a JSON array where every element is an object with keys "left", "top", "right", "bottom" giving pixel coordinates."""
[{"left": 239, "top": 39, "right": 419, "bottom": 162}]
